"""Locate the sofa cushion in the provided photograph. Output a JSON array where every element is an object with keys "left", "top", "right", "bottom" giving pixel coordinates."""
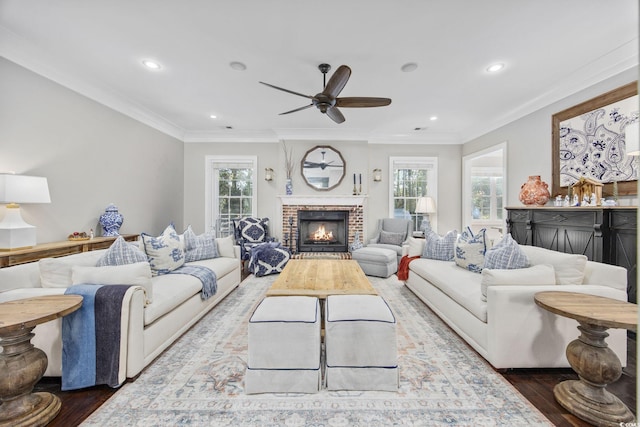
[
  {"left": 454, "top": 227, "right": 486, "bottom": 273},
  {"left": 378, "top": 230, "right": 405, "bottom": 246},
  {"left": 484, "top": 234, "right": 528, "bottom": 270},
  {"left": 216, "top": 235, "right": 235, "bottom": 258},
  {"left": 409, "top": 258, "right": 487, "bottom": 322},
  {"left": 183, "top": 225, "right": 218, "bottom": 262},
  {"left": 406, "top": 237, "right": 425, "bottom": 257},
  {"left": 423, "top": 229, "right": 457, "bottom": 261},
  {"left": 480, "top": 264, "right": 556, "bottom": 301},
  {"left": 141, "top": 224, "right": 185, "bottom": 276},
  {"left": 96, "top": 236, "right": 148, "bottom": 267},
  {"left": 39, "top": 250, "right": 106, "bottom": 288},
  {"left": 71, "top": 262, "right": 154, "bottom": 305},
  {"left": 520, "top": 245, "right": 588, "bottom": 285},
  {"left": 144, "top": 273, "right": 203, "bottom": 325}
]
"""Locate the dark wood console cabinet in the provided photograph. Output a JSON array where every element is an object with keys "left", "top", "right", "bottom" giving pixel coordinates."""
[{"left": 506, "top": 207, "right": 638, "bottom": 303}]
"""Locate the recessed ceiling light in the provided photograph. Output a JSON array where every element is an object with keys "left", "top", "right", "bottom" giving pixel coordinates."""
[
  {"left": 430, "top": 116, "right": 438, "bottom": 121},
  {"left": 401, "top": 62, "right": 418, "bottom": 72},
  {"left": 142, "top": 59, "right": 162, "bottom": 70},
  {"left": 229, "top": 61, "right": 247, "bottom": 71},
  {"left": 486, "top": 63, "right": 505, "bottom": 73},
  {"left": 209, "top": 114, "right": 217, "bottom": 119}
]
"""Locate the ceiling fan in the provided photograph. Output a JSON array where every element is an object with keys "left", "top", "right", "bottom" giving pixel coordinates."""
[
  {"left": 259, "top": 63, "right": 392, "bottom": 124},
  {"left": 304, "top": 149, "right": 343, "bottom": 170}
]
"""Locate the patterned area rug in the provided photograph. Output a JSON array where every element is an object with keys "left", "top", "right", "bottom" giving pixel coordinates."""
[
  {"left": 82, "top": 274, "right": 551, "bottom": 426},
  {"left": 291, "top": 252, "right": 352, "bottom": 260}
]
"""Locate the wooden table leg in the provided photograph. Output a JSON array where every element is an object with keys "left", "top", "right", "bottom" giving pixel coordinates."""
[
  {"left": 0, "top": 327, "right": 61, "bottom": 427},
  {"left": 554, "top": 322, "right": 635, "bottom": 427}
]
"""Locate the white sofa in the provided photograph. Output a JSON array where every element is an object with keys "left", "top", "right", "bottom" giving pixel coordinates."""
[
  {"left": 402, "top": 237, "right": 628, "bottom": 369},
  {"left": 0, "top": 237, "right": 241, "bottom": 379}
]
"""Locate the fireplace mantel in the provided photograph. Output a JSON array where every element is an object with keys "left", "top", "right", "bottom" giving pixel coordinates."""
[{"left": 278, "top": 195, "right": 367, "bottom": 206}]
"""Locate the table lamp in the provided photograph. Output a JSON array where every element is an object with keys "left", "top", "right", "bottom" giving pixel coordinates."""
[
  {"left": 0, "top": 174, "right": 51, "bottom": 250},
  {"left": 415, "top": 196, "right": 436, "bottom": 234}
]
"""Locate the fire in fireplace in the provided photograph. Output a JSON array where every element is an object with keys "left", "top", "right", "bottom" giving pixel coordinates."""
[{"left": 297, "top": 210, "right": 348, "bottom": 252}]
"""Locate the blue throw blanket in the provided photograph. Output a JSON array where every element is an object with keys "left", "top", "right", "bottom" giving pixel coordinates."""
[
  {"left": 168, "top": 264, "right": 217, "bottom": 300},
  {"left": 62, "top": 284, "right": 133, "bottom": 391}
]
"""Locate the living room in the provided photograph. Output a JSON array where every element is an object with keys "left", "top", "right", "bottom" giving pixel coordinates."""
[{"left": 1, "top": 1, "right": 638, "bottom": 426}]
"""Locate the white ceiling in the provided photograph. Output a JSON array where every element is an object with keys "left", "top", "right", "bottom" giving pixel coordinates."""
[{"left": 1, "top": 0, "right": 638, "bottom": 144}]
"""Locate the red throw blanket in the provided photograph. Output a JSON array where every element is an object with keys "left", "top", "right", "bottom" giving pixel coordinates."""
[{"left": 397, "top": 255, "right": 420, "bottom": 281}]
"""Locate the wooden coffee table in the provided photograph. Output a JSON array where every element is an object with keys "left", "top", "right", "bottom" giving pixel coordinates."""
[
  {"left": 534, "top": 291, "right": 637, "bottom": 426},
  {"left": 266, "top": 259, "right": 377, "bottom": 298},
  {"left": 0, "top": 295, "right": 83, "bottom": 427}
]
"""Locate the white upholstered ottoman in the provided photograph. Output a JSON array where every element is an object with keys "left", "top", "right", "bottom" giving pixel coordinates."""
[
  {"left": 324, "top": 294, "right": 398, "bottom": 391},
  {"left": 245, "top": 296, "right": 321, "bottom": 394},
  {"left": 351, "top": 247, "right": 398, "bottom": 278}
]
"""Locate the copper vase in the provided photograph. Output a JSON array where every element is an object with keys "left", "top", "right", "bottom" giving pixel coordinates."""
[{"left": 519, "top": 175, "right": 550, "bottom": 206}]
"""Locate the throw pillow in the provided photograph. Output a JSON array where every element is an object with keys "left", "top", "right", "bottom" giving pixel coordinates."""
[
  {"left": 39, "top": 251, "right": 105, "bottom": 288},
  {"left": 183, "top": 225, "right": 218, "bottom": 262},
  {"left": 96, "top": 235, "right": 148, "bottom": 267},
  {"left": 519, "top": 245, "right": 588, "bottom": 285},
  {"left": 484, "top": 234, "right": 528, "bottom": 270},
  {"left": 423, "top": 229, "right": 458, "bottom": 261},
  {"left": 238, "top": 217, "right": 267, "bottom": 243},
  {"left": 141, "top": 224, "right": 185, "bottom": 276},
  {"left": 454, "top": 227, "right": 487, "bottom": 273},
  {"left": 406, "top": 236, "right": 425, "bottom": 257},
  {"left": 378, "top": 230, "right": 405, "bottom": 246},
  {"left": 216, "top": 235, "right": 235, "bottom": 258},
  {"left": 480, "top": 264, "right": 556, "bottom": 302},
  {"left": 72, "top": 262, "right": 154, "bottom": 305}
]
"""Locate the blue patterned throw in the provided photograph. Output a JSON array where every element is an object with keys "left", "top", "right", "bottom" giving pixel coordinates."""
[{"left": 169, "top": 265, "right": 218, "bottom": 300}]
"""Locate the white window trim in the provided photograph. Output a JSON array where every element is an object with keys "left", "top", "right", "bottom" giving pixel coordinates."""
[
  {"left": 205, "top": 155, "right": 258, "bottom": 234},
  {"left": 389, "top": 156, "right": 438, "bottom": 230}
]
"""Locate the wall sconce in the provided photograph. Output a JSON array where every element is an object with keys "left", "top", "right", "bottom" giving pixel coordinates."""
[
  {"left": 0, "top": 173, "right": 51, "bottom": 249},
  {"left": 265, "top": 168, "right": 274, "bottom": 181},
  {"left": 373, "top": 168, "right": 382, "bottom": 182}
]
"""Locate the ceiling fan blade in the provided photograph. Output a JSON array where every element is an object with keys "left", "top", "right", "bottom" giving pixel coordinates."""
[
  {"left": 259, "top": 82, "right": 313, "bottom": 99},
  {"left": 279, "top": 104, "right": 314, "bottom": 115},
  {"left": 336, "top": 97, "right": 392, "bottom": 108},
  {"left": 325, "top": 106, "right": 345, "bottom": 124},
  {"left": 322, "top": 65, "right": 351, "bottom": 98}
]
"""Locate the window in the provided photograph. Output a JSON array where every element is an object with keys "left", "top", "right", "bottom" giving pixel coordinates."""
[
  {"left": 462, "top": 143, "right": 507, "bottom": 241},
  {"left": 205, "top": 156, "right": 257, "bottom": 237},
  {"left": 389, "top": 157, "right": 438, "bottom": 231}
]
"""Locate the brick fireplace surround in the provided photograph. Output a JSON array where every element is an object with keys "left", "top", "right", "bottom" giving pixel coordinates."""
[{"left": 279, "top": 195, "right": 366, "bottom": 253}]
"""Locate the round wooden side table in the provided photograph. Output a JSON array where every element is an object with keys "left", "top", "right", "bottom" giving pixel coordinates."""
[
  {"left": 0, "top": 295, "right": 82, "bottom": 427},
  {"left": 534, "top": 291, "right": 637, "bottom": 427}
]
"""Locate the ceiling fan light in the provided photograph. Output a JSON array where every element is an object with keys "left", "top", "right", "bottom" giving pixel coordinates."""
[{"left": 401, "top": 62, "right": 418, "bottom": 72}]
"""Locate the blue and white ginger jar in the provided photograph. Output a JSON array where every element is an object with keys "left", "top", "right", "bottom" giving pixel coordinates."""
[{"left": 99, "top": 203, "right": 124, "bottom": 236}]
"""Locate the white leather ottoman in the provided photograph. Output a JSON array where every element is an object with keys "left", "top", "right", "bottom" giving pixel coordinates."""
[
  {"left": 324, "top": 294, "right": 398, "bottom": 391},
  {"left": 352, "top": 247, "right": 398, "bottom": 278},
  {"left": 245, "top": 296, "right": 321, "bottom": 394}
]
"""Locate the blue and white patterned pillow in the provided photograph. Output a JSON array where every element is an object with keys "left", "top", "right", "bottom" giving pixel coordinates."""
[
  {"left": 96, "top": 235, "right": 148, "bottom": 267},
  {"left": 238, "top": 217, "right": 267, "bottom": 243},
  {"left": 454, "top": 227, "right": 487, "bottom": 273},
  {"left": 142, "top": 224, "right": 185, "bottom": 276},
  {"left": 484, "top": 234, "right": 529, "bottom": 270},
  {"left": 183, "top": 225, "right": 218, "bottom": 262},
  {"left": 423, "top": 229, "right": 458, "bottom": 261}
]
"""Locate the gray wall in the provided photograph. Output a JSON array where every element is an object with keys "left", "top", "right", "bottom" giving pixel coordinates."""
[
  {"left": 463, "top": 68, "right": 639, "bottom": 208},
  {"left": 184, "top": 140, "right": 461, "bottom": 240},
  {"left": 0, "top": 58, "right": 184, "bottom": 244}
]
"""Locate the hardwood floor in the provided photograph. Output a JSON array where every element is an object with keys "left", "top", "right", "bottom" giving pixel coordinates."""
[{"left": 36, "top": 336, "right": 636, "bottom": 426}]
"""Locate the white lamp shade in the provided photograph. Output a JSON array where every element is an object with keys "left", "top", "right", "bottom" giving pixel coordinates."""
[
  {"left": 625, "top": 122, "right": 639, "bottom": 156},
  {"left": 0, "top": 174, "right": 51, "bottom": 204},
  {"left": 415, "top": 197, "right": 436, "bottom": 214}
]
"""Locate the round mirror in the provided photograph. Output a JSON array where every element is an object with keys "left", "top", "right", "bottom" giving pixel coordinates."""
[{"left": 301, "top": 145, "right": 346, "bottom": 191}]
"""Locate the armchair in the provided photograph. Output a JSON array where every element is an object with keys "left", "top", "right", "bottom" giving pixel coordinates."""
[
  {"left": 368, "top": 218, "right": 413, "bottom": 262},
  {"left": 232, "top": 216, "right": 275, "bottom": 262}
]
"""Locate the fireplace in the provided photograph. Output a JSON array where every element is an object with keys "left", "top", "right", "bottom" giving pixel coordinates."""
[{"left": 297, "top": 210, "right": 349, "bottom": 252}]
